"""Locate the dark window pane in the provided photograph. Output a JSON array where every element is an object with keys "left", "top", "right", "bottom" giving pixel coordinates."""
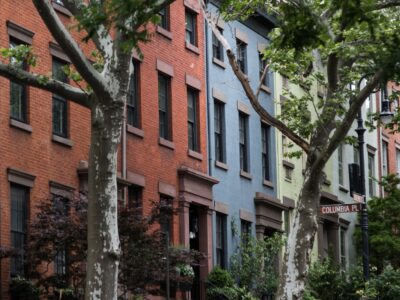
[
  {"left": 212, "top": 31, "right": 223, "bottom": 61},
  {"left": 127, "top": 61, "right": 140, "bottom": 128},
  {"left": 262, "top": 124, "right": 270, "bottom": 180},
  {"left": 214, "top": 101, "right": 225, "bottom": 163},
  {"left": 52, "top": 195, "right": 69, "bottom": 275},
  {"left": 158, "top": 7, "right": 169, "bottom": 30},
  {"left": 236, "top": 40, "right": 247, "bottom": 74},
  {"left": 259, "top": 53, "right": 268, "bottom": 86},
  {"left": 239, "top": 113, "right": 249, "bottom": 171},
  {"left": 188, "top": 89, "right": 199, "bottom": 151},
  {"left": 158, "top": 74, "right": 171, "bottom": 140},
  {"left": 11, "top": 184, "right": 28, "bottom": 276},
  {"left": 216, "top": 213, "right": 227, "bottom": 268},
  {"left": 9, "top": 41, "right": 27, "bottom": 122},
  {"left": 52, "top": 96, "right": 68, "bottom": 137},
  {"left": 185, "top": 11, "right": 197, "bottom": 45},
  {"left": 52, "top": 59, "right": 69, "bottom": 137}
]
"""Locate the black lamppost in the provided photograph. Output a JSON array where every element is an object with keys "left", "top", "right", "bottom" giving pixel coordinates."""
[
  {"left": 355, "top": 84, "right": 393, "bottom": 281},
  {"left": 355, "top": 107, "right": 369, "bottom": 280}
]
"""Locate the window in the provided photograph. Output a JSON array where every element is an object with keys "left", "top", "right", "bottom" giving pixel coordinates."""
[
  {"left": 53, "top": 195, "right": 69, "bottom": 275},
  {"left": 236, "top": 39, "right": 247, "bottom": 74},
  {"left": 284, "top": 165, "right": 293, "bottom": 181},
  {"left": 340, "top": 228, "right": 346, "bottom": 270},
  {"left": 158, "top": 6, "right": 169, "bottom": 30},
  {"left": 11, "top": 184, "right": 28, "bottom": 276},
  {"left": 239, "top": 113, "right": 249, "bottom": 172},
  {"left": 10, "top": 41, "right": 28, "bottom": 123},
  {"left": 240, "top": 220, "right": 251, "bottom": 237},
  {"left": 215, "top": 213, "right": 227, "bottom": 268},
  {"left": 212, "top": 30, "right": 223, "bottom": 61},
  {"left": 261, "top": 124, "right": 270, "bottom": 181},
  {"left": 259, "top": 53, "right": 268, "bottom": 86},
  {"left": 52, "top": 58, "right": 69, "bottom": 137},
  {"left": 382, "top": 141, "right": 389, "bottom": 176},
  {"left": 214, "top": 100, "right": 225, "bottom": 163},
  {"left": 128, "top": 185, "right": 142, "bottom": 209},
  {"left": 158, "top": 74, "right": 171, "bottom": 140},
  {"left": 127, "top": 61, "right": 140, "bottom": 128},
  {"left": 187, "top": 88, "right": 199, "bottom": 152},
  {"left": 396, "top": 149, "right": 400, "bottom": 175},
  {"left": 160, "top": 196, "right": 173, "bottom": 241},
  {"left": 338, "top": 144, "right": 344, "bottom": 186},
  {"left": 185, "top": 10, "right": 197, "bottom": 45},
  {"left": 368, "top": 153, "right": 375, "bottom": 197}
]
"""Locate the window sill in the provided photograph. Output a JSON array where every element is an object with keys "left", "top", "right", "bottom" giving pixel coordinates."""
[
  {"left": 126, "top": 124, "right": 144, "bottom": 138},
  {"left": 212, "top": 57, "right": 226, "bottom": 69},
  {"left": 156, "top": 26, "right": 173, "bottom": 40},
  {"left": 52, "top": 134, "right": 73, "bottom": 147},
  {"left": 263, "top": 180, "right": 274, "bottom": 188},
  {"left": 215, "top": 160, "right": 228, "bottom": 171},
  {"left": 185, "top": 42, "right": 200, "bottom": 55},
  {"left": 260, "top": 84, "right": 271, "bottom": 94},
  {"left": 323, "top": 178, "right": 331, "bottom": 186},
  {"left": 188, "top": 149, "right": 203, "bottom": 161},
  {"left": 339, "top": 185, "right": 349, "bottom": 193},
  {"left": 159, "top": 137, "right": 175, "bottom": 150},
  {"left": 282, "top": 160, "right": 295, "bottom": 169},
  {"left": 52, "top": 2, "right": 72, "bottom": 17},
  {"left": 10, "top": 119, "right": 32, "bottom": 133},
  {"left": 240, "top": 170, "right": 252, "bottom": 180}
]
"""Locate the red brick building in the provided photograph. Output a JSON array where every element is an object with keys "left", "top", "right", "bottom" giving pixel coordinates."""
[
  {"left": 378, "top": 82, "right": 400, "bottom": 196},
  {"left": 0, "top": 1, "right": 215, "bottom": 299}
]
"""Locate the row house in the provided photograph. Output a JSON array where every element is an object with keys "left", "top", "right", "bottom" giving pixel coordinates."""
[
  {"left": 274, "top": 74, "right": 360, "bottom": 269},
  {"left": 0, "top": 0, "right": 217, "bottom": 299},
  {"left": 205, "top": 1, "right": 290, "bottom": 271},
  {"left": 0, "top": 1, "right": 92, "bottom": 297}
]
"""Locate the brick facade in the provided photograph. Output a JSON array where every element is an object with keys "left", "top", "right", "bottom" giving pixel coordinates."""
[{"left": 0, "top": 1, "right": 215, "bottom": 299}]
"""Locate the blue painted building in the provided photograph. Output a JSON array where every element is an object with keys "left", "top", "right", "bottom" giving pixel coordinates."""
[{"left": 205, "top": 2, "right": 289, "bottom": 268}]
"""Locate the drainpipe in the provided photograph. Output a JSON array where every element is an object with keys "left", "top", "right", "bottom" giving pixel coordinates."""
[{"left": 205, "top": 14, "right": 213, "bottom": 177}]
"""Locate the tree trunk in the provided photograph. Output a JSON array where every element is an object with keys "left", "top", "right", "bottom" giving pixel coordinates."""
[
  {"left": 85, "top": 97, "right": 124, "bottom": 300},
  {"left": 276, "top": 162, "right": 324, "bottom": 300}
]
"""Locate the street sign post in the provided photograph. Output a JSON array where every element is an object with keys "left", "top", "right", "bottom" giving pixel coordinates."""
[{"left": 320, "top": 203, "right": 362, "bottom": 214}]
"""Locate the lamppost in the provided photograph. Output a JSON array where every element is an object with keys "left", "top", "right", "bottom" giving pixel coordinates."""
[{"left": 355, "top": 84, "right": 393, "bottom": 281}]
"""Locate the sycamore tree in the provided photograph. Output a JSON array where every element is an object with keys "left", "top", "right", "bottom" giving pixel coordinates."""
[
  {"left": 0, "top": 1, "right": 174, "bottom": 299},
  {"left": 201, "top": 0, "right": 400, "bottom": 299}
]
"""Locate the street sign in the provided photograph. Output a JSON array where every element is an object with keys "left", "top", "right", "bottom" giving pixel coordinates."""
[
  {"left": 353, "top": 193, "right": 364, "bottom": 204},
  {"left": 320, "top": 203, "right": 362, "bottom": 214}
]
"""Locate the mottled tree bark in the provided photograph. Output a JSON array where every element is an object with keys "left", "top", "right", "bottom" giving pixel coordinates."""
[
  {"left": 85, "top": 99, "right": 124, "bottom": 300},
  {"left": 276, "top": 157, "right": 324, "bottom": 300}
]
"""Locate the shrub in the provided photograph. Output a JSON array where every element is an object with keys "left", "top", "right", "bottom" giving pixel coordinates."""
[
  {"left": 9, "top": 277, "right": 40, "bottom": 300},
  {"left": 371, "top": 265, "right": 400, "bottom": 300},
  {"left": 206, "top": 267, "right": 236, "bottom": 300}
]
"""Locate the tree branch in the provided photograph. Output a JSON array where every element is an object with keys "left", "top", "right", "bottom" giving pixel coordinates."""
[
  {"left": 226, "top": 50, "right": 310, "bottom": 153},
  {"left": 0, "top": 62, "right": 90, "bottom": 107},
  {"left": 62, "top": 0, "right": 116, "bottom": 61},
  {"left": 255, "top": 63, "right": 269, "bottom": 99},
  {"left": 375, "top": 0, "right": 400, "bottom": 10},
  {"left": 32, "top": 0, "right": 107, "bottom": 96},
  {"left": 322, "top": 69, "right": 385, "bottom": 163}
]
